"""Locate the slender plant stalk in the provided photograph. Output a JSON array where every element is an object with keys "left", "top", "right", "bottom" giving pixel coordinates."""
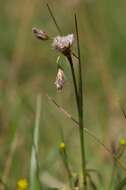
[
  {"left": 67, "top": 52, "right": 87, "bottom": 189},
  {"left": 67, "top": 54, "right": 79, "bottom": 111},
  {"left": 46, "top": 3, "right": 62, "bottom": 35},
  {"left": 47, "top": 94, "right": 79, "bottom": 125},
  {"left": 74, "top": 14, "right": 87, "bottom": 188},
  {"left": 58, "top": 54, "right": 79, "bottom": 189}
]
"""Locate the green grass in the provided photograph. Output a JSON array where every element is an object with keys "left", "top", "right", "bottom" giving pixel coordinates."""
[{"left": 1, "top": 0, "right": 126, "bottom": 189}]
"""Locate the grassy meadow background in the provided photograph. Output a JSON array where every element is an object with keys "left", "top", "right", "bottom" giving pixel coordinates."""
[{"left": 1, "top": 0, "right": 126, "bottom": 189}]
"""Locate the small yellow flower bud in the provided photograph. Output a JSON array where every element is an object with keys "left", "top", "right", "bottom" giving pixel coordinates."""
[
  {"left": 59, "top": 142, "right": 65, "bottom": 150},
  {"left": 119, "top": 138, "right": 126, "bottom": 146},
  {"left": 17, "top": 178, "right": 28, "bottom": 190}
]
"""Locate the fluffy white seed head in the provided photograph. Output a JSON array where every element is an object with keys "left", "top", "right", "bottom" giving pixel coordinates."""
[{"left": 52, "top": 34, "right": 74, "bottom": 55}]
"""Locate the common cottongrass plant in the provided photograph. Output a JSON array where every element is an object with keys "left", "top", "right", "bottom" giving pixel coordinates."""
[
  {"left": 31, "top": 3, "right": 126, "bottom": 190},
  {"left": 33, "top": 6, "right": 86, "bottom": 190}
]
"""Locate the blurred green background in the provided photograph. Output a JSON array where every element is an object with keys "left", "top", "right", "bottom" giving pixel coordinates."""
[{"left": 1, "top": 0, "right": 126, "bottom": 188}]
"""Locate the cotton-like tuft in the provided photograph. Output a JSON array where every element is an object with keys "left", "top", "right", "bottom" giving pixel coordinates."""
[{"left": 52, "top": 34, "right": 74, "bottom": 55}]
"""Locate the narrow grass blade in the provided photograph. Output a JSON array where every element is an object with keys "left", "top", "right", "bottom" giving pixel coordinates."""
[
  {"left": 74, "top": 13, "right": 87, "bottom": 189},
  {"left": 46, "top": 3, "right": 62, "bottom": 35},
  {"left": 29, "top": 94, "right": 42, "bottom": 190}
]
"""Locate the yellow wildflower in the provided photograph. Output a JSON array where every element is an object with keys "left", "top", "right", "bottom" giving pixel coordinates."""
[
  {"left": 59, "top": 142, "right": 65, "bottom": 150},
  {"left": 17, "top": 178, "right": 28, "bottom": 190},
  {"left": 119, "top": 138, "right": 126, "bottom": 146}
]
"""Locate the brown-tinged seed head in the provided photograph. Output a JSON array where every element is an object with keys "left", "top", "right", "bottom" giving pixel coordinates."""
[
  {"left": 32, "top": 27, "right": 49, "bottom": 40},
  {"left": 54, "top": 68, "right": 65, "bottom": 91}
]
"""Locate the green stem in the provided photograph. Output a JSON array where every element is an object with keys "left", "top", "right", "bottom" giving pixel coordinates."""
[
  {"left": 79, "top": 117, "right": 87, "bottom": 189},
  {"left": 67, "top": 55, "right": 79, "bottom": 113},
  {"left": 75, "top": 14, "right": 87, "bottom": 189},
  {"left": 67, "top": 54, "right": 87, "bottom": 189},
  {"left": 61, "top": 147, "right": 73, "bottom": 189}
]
